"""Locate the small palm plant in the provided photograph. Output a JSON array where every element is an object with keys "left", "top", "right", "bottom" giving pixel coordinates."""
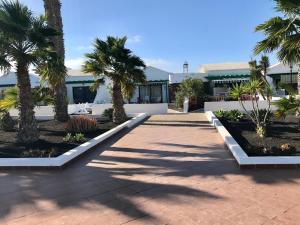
[
  {"left": 230, "top": 80, "right": 272, "bottom": 138},
  {"left": 273, "top": 95, "right": 300, "bottom": 124}
]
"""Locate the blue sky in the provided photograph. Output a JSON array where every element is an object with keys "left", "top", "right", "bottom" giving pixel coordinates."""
[{"left": 21, "top": 0, "right": 278, "bottom": 72}]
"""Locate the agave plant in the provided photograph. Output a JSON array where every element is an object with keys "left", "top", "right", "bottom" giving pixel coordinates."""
[{"left": 230, "top": 79, "right": 272, "bottom": 138}]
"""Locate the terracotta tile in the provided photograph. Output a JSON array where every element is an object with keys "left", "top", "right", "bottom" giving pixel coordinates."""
[{"left": 2, "top": 113, "right": 300, "bottom": 225}]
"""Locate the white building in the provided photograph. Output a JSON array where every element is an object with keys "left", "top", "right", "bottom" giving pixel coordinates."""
[
  {"left": 65, "top": 66, "right": 170, "bottom": 104},
  {"left": 0, "top": 62, "right": 296, "bottom": 104},
  {"left": 0, "top": 66, "right": 170, "bottom": 104},
  {"left": 169, "top": 62, "right": 251, "bottom": 98},
  {"left": 0, "top": 72, "right": 40, "bottom": 98},
  {"left": 267, "top": 62, "right": 298, "bottom": 91}
]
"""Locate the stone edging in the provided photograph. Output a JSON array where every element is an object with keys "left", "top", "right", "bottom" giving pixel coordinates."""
[
  {"left": 206, "top": 111, "right": 300, "bottom": 166},
  {"left": 0, "top": 113, "right": 148, "bottom": 167}
]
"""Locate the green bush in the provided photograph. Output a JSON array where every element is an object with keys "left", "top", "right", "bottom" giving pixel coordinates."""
[
  {"left": 102, "top": 108, "right": 113, "bottom": 120},
  {"left": 63, "top": 133, "right": 86, "bottom": 143},
  {"left": 0, "top": 110, "right": 15, "bottom": 131},
  {"left": 215, "top": 109, "right": 227, "bottom": 119},
  {"left": 215, "top": 109, "right": 246, "bottom": 122},
  {"left": 66, "top": 116, "right": 98, "bottom": 133},
  {"left": 227, "top": 110, "right": 246, "bottom": 122},
  {"left": 175, "top": 78, "right": 205, "bottom": 108}
]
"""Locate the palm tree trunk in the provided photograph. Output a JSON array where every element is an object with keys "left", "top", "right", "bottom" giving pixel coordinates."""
[
  {"left": 43, "top": 0, "right": 69, "bottom": 122},
  {"left": 53, "top": 84, "right": 68, "bottom": 121},
  {"left": 16, "top": 64, "right": 39, "bottom": 143},
  {"left": 112, "top": 80, "right": 127, "bottom": 124},
  {"left": 298, "top": 64, "right": 300, "bottom": 95}
]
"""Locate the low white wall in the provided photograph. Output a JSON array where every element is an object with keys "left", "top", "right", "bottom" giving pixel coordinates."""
[
  {"left": 9, "top": 104, "right": 82, "bottom": 120},
  {"left": 92, "top": 103, "right": 168, "bottom": 116},
  {"left": 207, "top": 111, "right": 300, "bottom": 166},
  {"left": 9, "top": 103, "right": 168, "bottom": 119},
  {"left": 204, "top": 101, "right": 278, "bottom": 112},
  {"left": 9, "top": 106, "right": 55, "bottom": 118}
]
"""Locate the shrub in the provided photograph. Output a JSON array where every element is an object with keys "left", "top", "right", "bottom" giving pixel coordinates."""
[
  {"left": 175, "top": 78, "right": 205, "bottom": 108},
  {"left": 66, "top": 116, "right": 98, "bottom": 133},
  {"left": 215, "top": 109, "right": 245, "bottom": 122},
  {"left": 102, "top": 108, "right": 113, "bottom": 120},
  {"left": 63, "top": 133, "right": 73, "bottom": 142},
  {"left": 0, "top": 110, "right": 15, "bottom": 131},
  {"left": 63, "top": 133, "right": 86, "bottom": 143},
  {"left": 227, "top": 110, "right": 246, "bottom": 122},
  {"left": 215, "top": 109, "right": 227, "bottom": 119}
]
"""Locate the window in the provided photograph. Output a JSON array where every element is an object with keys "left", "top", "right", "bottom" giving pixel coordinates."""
[
  {"left": 73, "top": 86, "right": 96, "bottom": 103},
  {"left": 139, "top": 84, "right": 163, "bottom": 103}
]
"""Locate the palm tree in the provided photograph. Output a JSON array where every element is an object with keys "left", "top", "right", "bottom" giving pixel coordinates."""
[
  {"left": 249, "top": 56, "right": 270, "bottom": 86},
  {"left": 0, "top": 0, "right": 56, "bottom": 143},
  {"left": 274, "top": 95, "right": 300, "bottom": 124},
  {"left": 254, "top": 0, "right": 300, "bottom": 94},
  {"left": 260, "top": 55, "right": 270, "bottom": 77},
  {"left": 43, "top": 0, "right": 68, "bottom": 122},
  {"left": 83, "top": 36, "right": 146, "bottom": 123}
]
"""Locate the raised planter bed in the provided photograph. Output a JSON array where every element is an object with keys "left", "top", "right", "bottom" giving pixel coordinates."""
[
  {"left": 206, "top": 111, "right": 300, "bottom": 167},
  {"left": 0, "top": 113, "right": 147, "bottom": 167}
]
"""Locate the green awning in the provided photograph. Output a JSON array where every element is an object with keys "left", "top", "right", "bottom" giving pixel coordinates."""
[{"left": 205, "top": 74, "right": 250, "bottom": 81}]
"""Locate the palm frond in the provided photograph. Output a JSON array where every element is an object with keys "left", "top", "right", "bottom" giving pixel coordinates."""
[
  {"left": 275, "top": 0, "right": 300, "bottom": 15},
  {"left": 0, "top": 86, "right": 18, "bottom": 110},
  {"left": 0, "top": 54, "right": 11, "bottom": 73}
]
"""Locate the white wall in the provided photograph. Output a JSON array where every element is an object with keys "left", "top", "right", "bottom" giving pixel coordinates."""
[
  {"left": 92, "top": 103, "right": 168, "bottom": 116},
  {"left": 204, "top": 101, "right": 278, "bottom": 112},
  {"left": 9, "top": 103, "right": 168, "bottom": 118}
]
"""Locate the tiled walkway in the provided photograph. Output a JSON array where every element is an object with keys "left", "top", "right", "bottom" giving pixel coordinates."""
[{"left": 1, "top": 113, "right": 300, "bottom": 225}]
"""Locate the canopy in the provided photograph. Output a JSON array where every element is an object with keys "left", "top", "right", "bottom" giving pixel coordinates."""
[{"left": 205, "top": 74, "right": 250, "bottom": 81}]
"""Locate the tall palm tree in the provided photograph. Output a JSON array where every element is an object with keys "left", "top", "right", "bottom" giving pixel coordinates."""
[
  {"left": 260, "top": 55, "right": 270, "bottom": 77},
  {"left": 43, "top": 0, "right": 68, "bottom": 122},
  {"left": 249, "top": 56, "right": 270, "bottom": 84},
  {"left": 0, "top": 0, "right": 57, "bottom": 143},
  {"left": 254, "top": 0, "right": 300, "bottom": 94},
  {"left": 83, "top": 36, "right": 146, "bottom": 124}
]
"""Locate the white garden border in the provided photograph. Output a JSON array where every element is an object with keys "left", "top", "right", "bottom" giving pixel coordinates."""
[
  {"left": 206, "top": 111, "right": 300, "bottom": 166},
  {"left": 0, "top": 113, "right": 148, "bottom": 167}
]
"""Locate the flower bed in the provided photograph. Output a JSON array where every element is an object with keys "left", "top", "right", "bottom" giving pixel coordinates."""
[
  {"left": 0, "top": 113, "right": 147, "bottom": 167},
  {"left": 206, "top": 111, "right": 300, "bottom": 167},
  {"left": 218, "top": 115, "right": 300, "bottom": 156}
]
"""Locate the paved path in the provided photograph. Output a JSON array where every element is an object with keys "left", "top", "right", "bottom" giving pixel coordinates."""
[{"left": 1, "top": 113, "right": 300, "bottom": 225}]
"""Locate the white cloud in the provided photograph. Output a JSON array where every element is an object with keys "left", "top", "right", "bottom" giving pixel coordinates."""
[
  {"left": 65, "top": 57, "right": 85, "bottom": 70},
  {"left": 143, "top": 58, "right": 172, "bottom": 70},
  {"left": 127, "top": 35, "right": 142, "bottom": 44}
]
